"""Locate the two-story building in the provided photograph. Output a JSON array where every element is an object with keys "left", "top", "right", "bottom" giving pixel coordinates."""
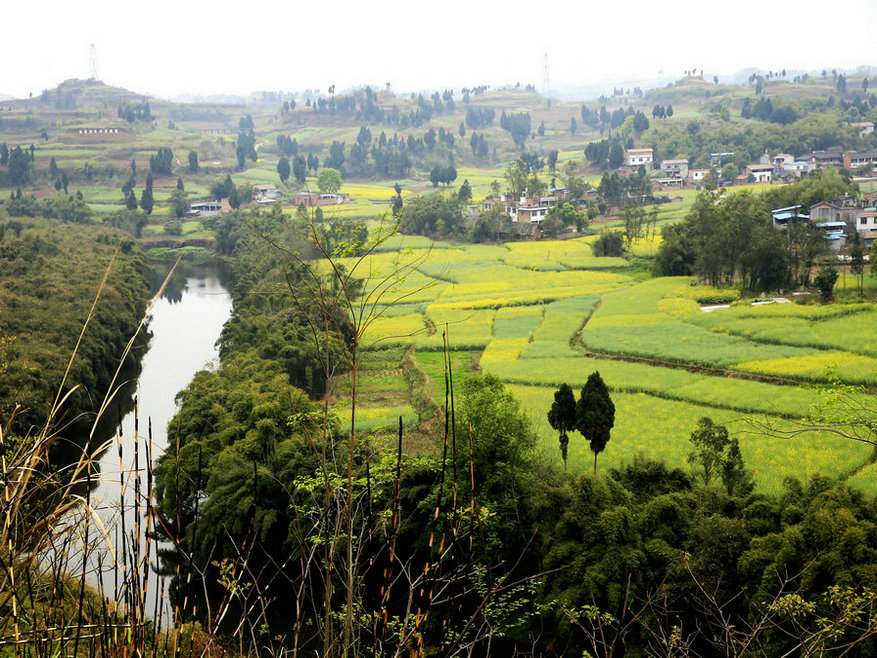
[
  {"left": 844, "top": 151, "right": 877, "bottom": 171},
  {"left": 808, "top": 150, "right": 844, "bottom": 168},
  {"left": 660, "top": 159, "right": 689, "bottom": 179},
  {"left": 854, "top": 209, "right": 877, "bottom": 247},
  {"left": 688, "top": 169, "right": 709, "bottom": 184},
  {"left": 744, "top": 163, "right": 774, "bottom": 183},
  {"left": 626, "top": 148, "right": 654, "bottom": 170},
  {"left": 855, "top": 209, "right": 877, "bottom": 233},
  {"left": 810, "top": 196, "right": 862, "bottom": 227},
  {"left": 781, "top": 161, "right": 816, "bottom": 178},
  {"left": 480, "top": 190, "right": 558, "bottom": 224},
  {"left": 773, "top": 153, "right": 795, "bottom": 167}
]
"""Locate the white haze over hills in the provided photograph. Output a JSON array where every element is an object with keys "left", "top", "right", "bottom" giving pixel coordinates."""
[
  {"left": 1, "top": 0, "right": 875, "bottom": 102},
  {"left": 1, "top": 65, "right": 874, "bottom": 106}
]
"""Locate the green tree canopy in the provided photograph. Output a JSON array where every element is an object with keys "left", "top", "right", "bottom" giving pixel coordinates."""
[
  {"left": 548, "top": 383, "right": 577, "bottom": 469},
  {"left": 576, "top": 371, "right": 615, "bottom": 474},
  {"left": 8, "top": 146, "right": 32, "bottom": 186},
  {"left": 455, "top": 374, "right": 536, "bottom": 516},
  {"left": 168, "top": 186, "right": 190, "bottom": 217},
  {"left": 139, "top": 179, "right": 154, "bottom": 214},
  {"left": 277, "top": 156, "right": 290, "bottom": 184},
  {"left": 317, "top": 167, "right": 342, "bottom": 193}
]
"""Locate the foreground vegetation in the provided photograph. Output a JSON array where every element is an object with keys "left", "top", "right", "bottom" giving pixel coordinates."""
[{"left": 2, "top": 72, "right": 877, "bottom": 655}]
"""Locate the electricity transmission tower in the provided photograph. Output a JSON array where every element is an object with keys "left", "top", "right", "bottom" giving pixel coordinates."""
[
  {"left": 543, "top": 53, "right": 550, "bottom": 102},
  {"left": 89, "top": 44, "right": 99, "bottom": 81}
]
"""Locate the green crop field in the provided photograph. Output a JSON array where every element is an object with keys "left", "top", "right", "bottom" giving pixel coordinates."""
[
  {"left": 335, "top": 233, "right": 877, "bottom": 494},
  {"left": 508, "top": 384, "right": 873, "bottom": 495}
]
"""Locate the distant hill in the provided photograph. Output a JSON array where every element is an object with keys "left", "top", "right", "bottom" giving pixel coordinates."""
[
  {"left": 553, "top": 76, "right": 677, "bottom": 101},
  {"left": 0, "top": 93, "right": 13, "bottom": 101},
  {"left": 2, "top": 79, "right": 175, "bottom": 113},
  {"left": 171, "top": 93, "right": 248, "bottom": 105}
]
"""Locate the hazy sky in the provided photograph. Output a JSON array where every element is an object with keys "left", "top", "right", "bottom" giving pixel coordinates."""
[{"left": 4, "top": 1, "right": 876, "bottom": 100}]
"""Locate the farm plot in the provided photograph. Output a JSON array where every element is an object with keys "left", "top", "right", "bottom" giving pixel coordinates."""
[
  {"left": 335, "top": 347, "right": 419, "bottom": 435},
  {"left": 484, "top": 354, "right": 819, "bottom": 419},
  {"left": 341, "top": 234, "right": 876, "bottom": 495},
  {"left": 502, "top": 239, "right": 629, "bottom": 271},
  {"left": 507, "top": 384, "right": 873, "bottom": 496},
  {"left": 689, "top": 302, "right": 877, "bottom": 358},
  {"left": 580, "top": 278, "right": 877, "bottom": 386}
]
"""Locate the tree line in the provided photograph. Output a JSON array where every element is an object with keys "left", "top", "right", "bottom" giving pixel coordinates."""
[
  {"left": 653, "top": 168, "right": 858, "bottom": 291},
  {"left": 0, "top": 214, "right": 150, "bottom": 444}
]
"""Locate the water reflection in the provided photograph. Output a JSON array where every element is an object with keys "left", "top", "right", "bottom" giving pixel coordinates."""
[
  {"left": 148, "top": 260, "right": 232, "bottom": 305},
  {"left": 83, "top": 260, "right": 233, "bottom": 620}
]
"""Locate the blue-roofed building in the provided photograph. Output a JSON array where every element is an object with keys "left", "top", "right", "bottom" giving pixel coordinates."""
[
  {"left": 815, "top": 221, "right": 849, "bottom": 251},
  {"left": 771, "top": 205, "right": 810, "bottom": 227}
]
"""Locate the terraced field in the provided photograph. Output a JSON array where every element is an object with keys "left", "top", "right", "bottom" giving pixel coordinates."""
[{"left": 338, "top": 231, "right": 877, "bottom": 495}]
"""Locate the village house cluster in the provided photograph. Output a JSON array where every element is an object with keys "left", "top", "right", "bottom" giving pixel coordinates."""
[
  {"left": 770, "top": 192, "right": 877, "bottom": 250},
  {"left": 625, "top": 143, "right": 877, "bottom": 189}
]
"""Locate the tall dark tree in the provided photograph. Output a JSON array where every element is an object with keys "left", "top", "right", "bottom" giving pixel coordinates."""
[
  {"left": 576, "top": 372, "right": 615, "bottom": 475},
  {"left": 850, "top": 231, "right": 866, "bottom": 298},
  {"left": 188, "top": 150, "right": 199, "bottom": 172},
  {"left": 293, "top": 155, "right": 307, "bottom": 184},
  {"left": 277, "top": 157, "right": 291, "bottom": 184},
  {"left": 505, "top": 112, "right": 531, "bottom": 149},
  {"left": 457, "top": 179, "right": 472, "bottom": 203},
  {"left": 392, "top": 182, "right": 403, "bottom": 216},
  {"left": 632, "top": 111, "right": 649, "bottom": 132},
  {"left": 720, "top": 438, "right": 752, "bottom": 497},
  {"left": 236, "top": 130, "right": 257, "bottom": 169},
  {"left": 608, "top": 143, "right": 624, "bottom": 169},
  {"left": 326, "top": 140, "right": 345, "bottom": 169},
  {"left": 8, "top": 146, "right": 32, "bottom": 185},
  {"left": 548, "top": 383, "right": 577, "bottom": 470},
  {"left": 356, "top": 125, "right": 371, "bottom": 149},
  {"left": 140, "top": 180, "right": 154, "bottom": 214},
  {"left": 150, "top": 147, "right": 174, "bottom": 175}
]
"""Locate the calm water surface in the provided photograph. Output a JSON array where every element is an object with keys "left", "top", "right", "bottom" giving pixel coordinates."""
[{"left": 87, "top": 263, "right": 232, "bottom": 621}]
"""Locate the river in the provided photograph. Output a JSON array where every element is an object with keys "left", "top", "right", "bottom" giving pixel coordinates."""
[{"left": 86, "top": 261, "right": 233, "bottom": 623}]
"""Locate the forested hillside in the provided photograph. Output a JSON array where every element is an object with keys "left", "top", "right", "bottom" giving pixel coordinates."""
[{"left": 0, "top": 217, "right": 150, "bottom": 438}]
